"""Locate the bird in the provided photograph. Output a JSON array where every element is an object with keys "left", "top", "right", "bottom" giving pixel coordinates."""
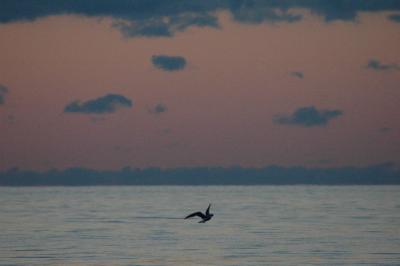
[{"left": 184, "top": 204, "right": 213, "bottom": 223}]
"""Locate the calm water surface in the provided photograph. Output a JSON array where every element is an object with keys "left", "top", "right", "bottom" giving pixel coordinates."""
[{"left": 0, "top": 186, "right": 399, "bottom": 265}]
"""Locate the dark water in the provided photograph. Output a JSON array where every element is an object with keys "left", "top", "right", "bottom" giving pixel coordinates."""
[{"left": 0, "top": 186, "right": 399, "bottom": 265}]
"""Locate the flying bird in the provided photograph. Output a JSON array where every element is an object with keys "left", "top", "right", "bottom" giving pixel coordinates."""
[{"left": 184, "top": 204, "right": 214, "bottom": 223}]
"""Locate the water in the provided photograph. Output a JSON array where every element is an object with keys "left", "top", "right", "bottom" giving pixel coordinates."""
[{"left": 0, "top": 186, "right": 399, "bottom": 266}]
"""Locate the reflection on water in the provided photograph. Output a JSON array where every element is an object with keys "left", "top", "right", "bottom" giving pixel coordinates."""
[{"left": 0, "top": 186, "right": 399, "bottom": 265}]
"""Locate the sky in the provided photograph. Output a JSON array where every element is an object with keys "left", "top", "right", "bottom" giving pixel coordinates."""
[{"left": 0, "top": 1, "right": 400, "bottom": 171}]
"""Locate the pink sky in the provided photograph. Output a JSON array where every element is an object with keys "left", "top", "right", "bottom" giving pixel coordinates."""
[{"left": 0, "top": 11, "right": 399, "bottom": 170}]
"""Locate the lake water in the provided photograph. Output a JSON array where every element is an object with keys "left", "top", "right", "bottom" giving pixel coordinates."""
[{"left": 0, "top": 186, "right": 399, "bottom": 265}]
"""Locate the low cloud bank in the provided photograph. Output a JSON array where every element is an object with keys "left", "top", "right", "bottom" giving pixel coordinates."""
[{"left": 1, "top": 163, "right": 399, "bottom": 186}]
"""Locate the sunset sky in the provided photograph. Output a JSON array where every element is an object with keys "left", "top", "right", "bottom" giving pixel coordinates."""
[{"left": 0, "top": 1, "right": 400, "bottom": 171}]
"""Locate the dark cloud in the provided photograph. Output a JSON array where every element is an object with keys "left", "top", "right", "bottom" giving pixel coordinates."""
[
  {"left": 286, "top": 1, "right": 400, "bottom": 22},
  {"left": 1, "top": 1, "right": 400, "bottom": 38},
  {"left": 366, "top": 59, "right": 400, "bottom": 71},
  {"left": 113, "top": 13, "right": 218, "bottom": 38},
  {"left": 149, "top": 103, "right": 168, "bottom": 114},
  {"left": 228, "top": 3, "right": 302, "bottom": 24},
  {"left": 151, "top": 55, "right": 187, "bottom": 71},
  {"left": 388, "top": 14, "right": 400, "bottom": 22},
  {"left": 290, "top": 71, "right": 304, "bottom": 79},
  {"left": 0, "top": 1, "right": 221, "bottom": 38},
  {"left": 274, "top": 106, "right": 343, "bottom": 127},
  {"left": 64, "top": 94, "right": 132, "bottom": 114},
  {"left": 0, "top": 84, "right": 9, "bottom": 105},
  {"left": 0, "top": 1, "right": 221, "bottom": 24}
]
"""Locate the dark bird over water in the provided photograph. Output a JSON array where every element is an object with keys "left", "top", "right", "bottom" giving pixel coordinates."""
[{"left": 185, "top": 204, "right": 214, "bottom": 223}]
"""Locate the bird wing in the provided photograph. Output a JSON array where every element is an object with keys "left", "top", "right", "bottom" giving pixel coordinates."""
[
  {"left": 205, "top": 204, "right": 211, "bottom": 215},
  {"left": 185, "top": 211, "right": 206, "bottom": 219}
]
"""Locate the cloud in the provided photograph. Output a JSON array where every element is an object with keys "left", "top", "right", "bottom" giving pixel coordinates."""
[
  {"left": 388, "top": 14, "right": 400, "bottom": 22},
  {"left": 274, "top": 106, "right": 343, "bottom": 127},
  {"left": 290, "top": 71, "right": 304, "bottom": 79},
  {"left": 113, "top": 13, "right": 219, "bottom": 38},
  {"left": 64, "top": 94, "right": 132, "bottom": 114},
  {"left": 0, "top": 84, "right": 9, "bottom": 105},
  {"left": 366, "top": 59, "right": 400, "bottom": 71},
  {"left": 0, "top": 1, "right": 221, "bottom": 38},
  {"left": 151, "top": 55, "right": 187, "bottom": 71},
  {"left": 228, "top": 3, "right": 302, "bottom": 24},
  {"left": 1, "top": 1, "right": 400, "bottom": 38},
  {"left": 149, "top": 103, "right": 168, "bottom": 114}
]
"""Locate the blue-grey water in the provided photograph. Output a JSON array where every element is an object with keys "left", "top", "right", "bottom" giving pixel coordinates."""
[{"left": 0, "top": 186, "right": 399, "bottom": 265}]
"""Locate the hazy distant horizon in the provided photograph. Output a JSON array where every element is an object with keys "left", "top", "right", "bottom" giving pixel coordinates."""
[{"left": 1, "top": 162, "right": 399, "bottom": 186}]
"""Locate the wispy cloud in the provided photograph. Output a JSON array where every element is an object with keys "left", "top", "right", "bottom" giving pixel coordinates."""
[
  {"left": 290, "top": 71, "right": 304, "bottom": 79},
  {"left": 229, "top": 5, "right": 302, "bottom": 24},
  {"left": 149, "top": 103, "right": 168, "bottom": 114},
  {"left": 151, "top": 55, "right": 187, "bottom": 71},
  {"left": 64, "top": 94, "right": 132, "bottom": 114},
  {"left": 380, "top": 127, "right": 392, "bottom": 133},
  {"left": 388, "top": 14, "right": 400, "bottom": 22},
  {"left": 113, "top": 13, "right": 219, "bottom": 38},
  {"left": 274, "top": 106, "right": 343, "bottom": 127},
  {"left": 365, "top": 59, "right": 400, "bottom": 71},
  {"left": 0, "top": 84, "right": 9, "bottom": 105}
]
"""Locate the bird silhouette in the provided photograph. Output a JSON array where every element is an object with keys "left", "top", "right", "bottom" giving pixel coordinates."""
[{"left": 184, "top": 204, "right": 213, "bottom": 223}]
